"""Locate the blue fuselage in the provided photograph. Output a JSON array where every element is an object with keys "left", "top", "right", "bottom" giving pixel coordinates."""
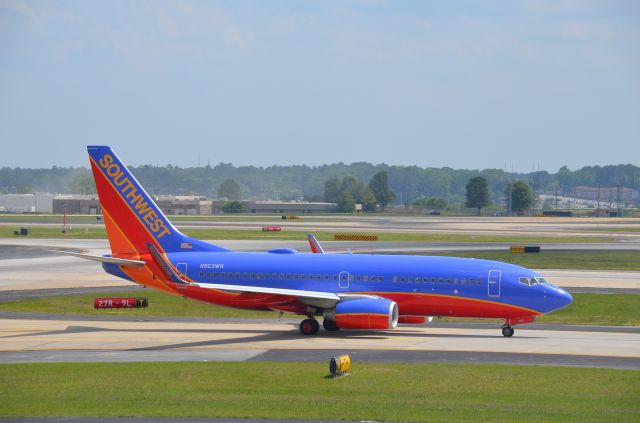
[{"left": 154, "top": 250, "right": 573, "bottom": 316}]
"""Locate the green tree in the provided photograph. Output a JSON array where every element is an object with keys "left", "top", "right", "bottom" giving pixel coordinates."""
[
  {"left": 512, "top": 180, "right": 534, "bottom": 213},
  {"left": 340, "top": 176, "right": 363, "bottom": 201},
  {"left": 465, "top": 176, "right": 490, "bottom": 215},
  {"left": 426, "top": 197, "right": 448, "bottom": 209},
  {"left": 368, "top": 171, "right": 395, "bottom": 209},
  {"left": 336, "top": 192, "right": 356, "bottom": 213},
  {"left": 557, "top": 166, "right": 574, "bottom": 192},
  {"left": 361, "top": 188, "right": 378, "bottom": 212},
  {"left": 218, "top": 178, "right": 242, "bottom": 200},
  {"left": 413, "top": 197, "right": 429, "bottom": 207},
  {"left": 67, "top": 174, "right": 96, "bottom": 195},
  {"left": 222, "top": 200, "right": 244, "bottom": 213},
  {"left": 323, "top": 176, "right": 341, "bottom": 203}
]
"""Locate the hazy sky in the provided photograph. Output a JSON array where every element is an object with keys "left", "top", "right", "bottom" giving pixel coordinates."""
[{"left": 1, "top": 0, "right": 639, "bottom": 171}]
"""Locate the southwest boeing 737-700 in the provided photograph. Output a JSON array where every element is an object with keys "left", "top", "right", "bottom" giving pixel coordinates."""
[{"left": 66, "top": 146, "right": 572, "bottom": 337}]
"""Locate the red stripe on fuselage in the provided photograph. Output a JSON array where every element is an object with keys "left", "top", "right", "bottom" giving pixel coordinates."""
[{"left": 378, "top": 292, "right": 540, "bottom": 318}]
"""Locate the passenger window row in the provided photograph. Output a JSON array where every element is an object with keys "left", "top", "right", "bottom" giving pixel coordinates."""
[
  {"left": 392, "top": 275, "right": 482, "bottom": 286},
  {"left": 195, "top": 271, "right": 485, "bottom": 286},
  {"left": 197, "top": 271, "right": 384, "bottom": 282}
]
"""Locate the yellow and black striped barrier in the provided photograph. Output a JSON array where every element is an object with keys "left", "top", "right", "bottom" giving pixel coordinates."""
[
  {"left": 334, "top": 234, "right": 379, "bottom": 241},
  {"left": 510, "top": 246, "right": 541, "bottom": 253},
  {"left": 281, "top": 215, "right": 300, "bottom": 220}
]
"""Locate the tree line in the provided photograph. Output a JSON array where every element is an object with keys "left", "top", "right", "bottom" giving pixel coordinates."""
[{"left": 1, "top": 162, "right": 638, "bottom": 207}]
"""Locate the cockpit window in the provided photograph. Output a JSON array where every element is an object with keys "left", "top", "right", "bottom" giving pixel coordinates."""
[
  {"left": 535, "top": 277, "right": 548, "bottom": 284},
  {"left": 519, "top": 277, "right": 539, "bottom": 286}
]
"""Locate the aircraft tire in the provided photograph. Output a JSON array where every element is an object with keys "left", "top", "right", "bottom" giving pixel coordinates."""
[
  {"left": 322, "top": 319, "right": 340, "bottom": 332},
  {"left": 501, "top": 325, "right": 514, "bottom": 337},
  {"left": 300, "top": 318, "right": 320, "bottom": 335}
]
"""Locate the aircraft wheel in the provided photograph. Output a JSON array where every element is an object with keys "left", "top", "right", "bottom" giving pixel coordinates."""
[
  {"left": 322, "top": 319, "right": 340, "bottom": 332},
  {"left": 501, "top": 325, "right": 514, "bottom": 337},
  {"left": 300, "top": 318, "right": 320, "bottom": 335}
]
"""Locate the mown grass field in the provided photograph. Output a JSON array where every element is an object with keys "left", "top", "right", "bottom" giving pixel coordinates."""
[
  {"left": 1, "top": 290, "right": 638, "bottom": 326},
  {"left": 0, "top": 362, "right": 637, "bottom": 421},
  {"left": 0, "top": 225, "right": 612, "bottom": 243},
  {"left": 0, "top": 289, "right": 282, "bottom": 319},
  {"left": 534, "top": 293, "right": 640, "bottom": 326}
]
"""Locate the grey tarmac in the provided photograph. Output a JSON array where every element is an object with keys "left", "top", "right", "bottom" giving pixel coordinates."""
[
  {"left": 0, "top": 348, "right": 638, "bottom": 370},
  {"left": 1, "top": 311, "right": 639, "bottom": 334},
  {"left": 1, "top": 317, "right": 638, "bottom": 369}
]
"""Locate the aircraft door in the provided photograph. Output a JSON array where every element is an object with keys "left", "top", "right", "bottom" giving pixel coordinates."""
[
  {"left": 176, "top": 262, "right": 188, "bottom": 288},
  {"left": 339, "top": 271, "right": 350, "bottom": 289},
  {"left": 488, "top": 270, "right": 501, "bottom": 298}
]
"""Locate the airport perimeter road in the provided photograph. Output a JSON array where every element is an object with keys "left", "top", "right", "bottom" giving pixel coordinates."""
[{"left": 0, "top": 318, "right": 638, "bottom": 369}]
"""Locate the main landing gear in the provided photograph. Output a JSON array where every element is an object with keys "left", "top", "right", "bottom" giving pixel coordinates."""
[
  {"left": 501, "top": 325, "right": 515, "bottom": 337},
  {"left": 322, "top": 318, "right": 340, "bottom": 332},
  {"left": 299, "top": 318, "right": 320, "bottom": 335},
  {"left": 299, "top": 318, "right": 340, "bottom": 335}
]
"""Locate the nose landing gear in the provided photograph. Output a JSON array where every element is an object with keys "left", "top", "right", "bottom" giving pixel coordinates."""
[{"left": 501, "top": 325, "right": 514, "bottom": 337}]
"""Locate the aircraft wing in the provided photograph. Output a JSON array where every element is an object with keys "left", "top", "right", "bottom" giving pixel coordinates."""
[
  {"left": 54, "top": 250, "right": 146, "bottom": 267},
  {"left": 195, "top": 282, "right": 341, "bottom": 302}
]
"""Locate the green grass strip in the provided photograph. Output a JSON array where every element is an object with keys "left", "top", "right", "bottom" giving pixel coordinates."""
[
  {"left": 0, "top": 289, "right": 284, "bottom": 319},
  {"left": 0, "top": 362, "right": 637, "bottom": 421},
  {"left": 1, "top": 291, "right": 638, "bottom": 326},
  {"left": 536, "top": 293, "right": 640, "bottom": 326},
  {"left": 429, "top": 250, "right": 640, "bottom": 271},
  {"left": 0, "top": 225, "right": 612, "bottom": 243}
]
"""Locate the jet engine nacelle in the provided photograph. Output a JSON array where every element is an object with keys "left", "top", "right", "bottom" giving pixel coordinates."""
[{"left": 332, "top": 298, "right": 399, "bottom": 330}]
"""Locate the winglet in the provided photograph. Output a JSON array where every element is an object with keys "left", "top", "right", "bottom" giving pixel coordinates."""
[{"left": 307, "top": 234, "right": 325, "bottom": 254}]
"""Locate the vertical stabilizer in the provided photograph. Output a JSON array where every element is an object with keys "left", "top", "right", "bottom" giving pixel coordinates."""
[{"left": 87, "top": 146, "right": 228, "bottom": 256}]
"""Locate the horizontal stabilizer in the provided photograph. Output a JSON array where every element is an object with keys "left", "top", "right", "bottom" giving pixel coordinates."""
[{"left": 55, "top": 250, "right": 146, "bottom": 267}]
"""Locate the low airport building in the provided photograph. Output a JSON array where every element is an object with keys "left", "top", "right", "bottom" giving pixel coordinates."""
[
  {"left": 155, "top": 196, "right": 212, "bottom": 215},
  {"left": 233, "top": 200, "right": 337, "bottom": 214},
  {"left": 11, "top": 194, "right": 336, "bottom": 215},
  {"left": 0, "top": 193, "right": 53, "bottom": 213},
  {"left": 52, "top": 195, "right": 100, "bottom": 214}
]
